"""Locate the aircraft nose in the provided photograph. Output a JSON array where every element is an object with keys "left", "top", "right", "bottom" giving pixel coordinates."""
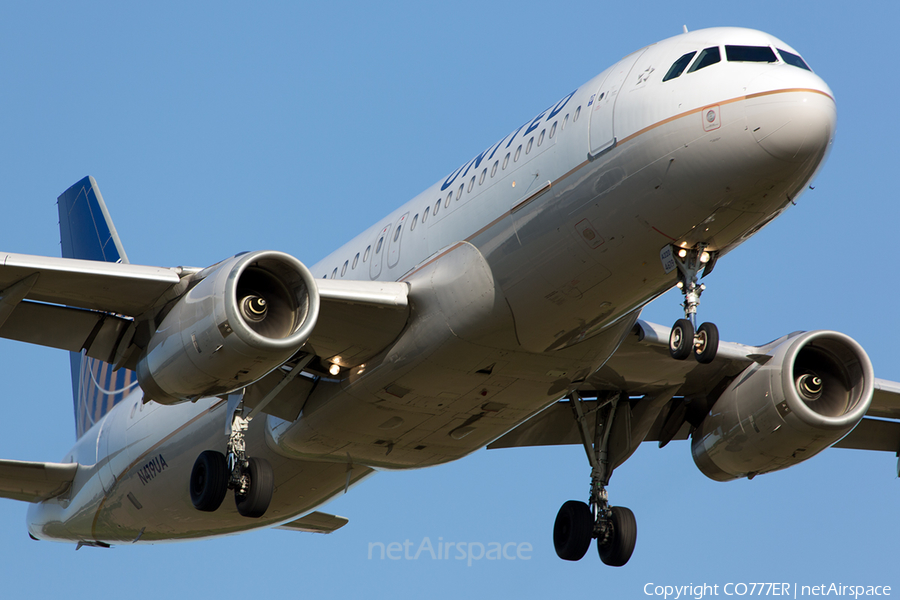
[{"left": 744, "top": 75, "right": 836, "bottom": 163}]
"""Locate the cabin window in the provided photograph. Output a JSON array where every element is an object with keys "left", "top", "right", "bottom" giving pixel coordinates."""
[
  {"left": 410, "top": 214, "right": 418, "bottom": 231},
  {"left": 503, "top": 152, "right": 510, "bottom": 169},
  {"left": 573, "top": 106, "right": 581, "bottom": 122},
  {"left": 514, "top": 145, "right": 522, "bottom": 162},
  {"left": 663, "top": 51, "right": 696, "bottom": 81},
  {"left": 341, "top": 260, "right": 348, "bottom": 277},
  {"left": 562, "top": 114, "right": 569, "bottom": 130},
  {"left": 434, "top": 199, "right": 440, "bottom": 216},
  {"left": 526, "top": 137, "right": 533, "bottom": 154},
  {"left": 423, "top": 206, "right": 430, "bottom": 222},
  {"left": 449, "top": 189, "right": 456, "bottom": 206},
  {"left": 549, "top": 121, "right": 557, "bottom": 138},
  {"left": 538, "top": 129, "right": 545, "bottom": 146},
  {"left": 467, "top": 176, "right": 475, "bottom": 192},
  {"left": 352, "top": 253, "right": 359, "bottom": 269},
  {"left": 393, "top": 224, "right": 402, "bottom": 242},
  {"left": 491, "top": 160, "right": 498, "bottom": 177},
  {"left": 331, "top": 268, "right": 338, "bottom": 279},
  {"left": 688, "top": 47, "right": 721, "bottom": 73},
  {"left": 725, "top": 45, "right": 777, "bottom": 63},
  {"left": 364, "top": 245, "right": 371, "bottom": 262},
  {"left": 479, "top": 168, "right": 487, "bottom": 185},
  {"left": 376, "top": 237, "right": 383, "bottom": 254},
  {"left": 778, "top": 49, "right": 811, "bottom": 71}
]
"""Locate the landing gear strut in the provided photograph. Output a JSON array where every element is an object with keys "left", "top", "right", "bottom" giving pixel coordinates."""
[
  {"left": 189, "top": 394, "right": 274, "bottom": 518},
  {"left": 553, "top": 392, "right": 637, "bottom": 566},
  {"left": 668, "top": 243, "right": 719, "bottom": 364}
]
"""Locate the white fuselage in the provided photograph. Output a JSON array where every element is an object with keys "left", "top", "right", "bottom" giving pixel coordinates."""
[{"left": 28, "top": 27, "right": 836, "bottom": 544}]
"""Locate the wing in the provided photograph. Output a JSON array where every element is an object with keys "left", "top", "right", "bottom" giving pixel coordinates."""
[
  {"left": 0, "top": 251, "right": 409, "bottom": 408},
  {"left": 490, "top": 320, "right": 900, "bottom": 458},
  {"left": 0, "top": 459, "right": 79, "bottom": 503}
]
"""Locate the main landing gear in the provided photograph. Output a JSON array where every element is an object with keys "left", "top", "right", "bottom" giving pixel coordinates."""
[
  {"left": 668, "top": 243, "right": 719, "bottom": 364},
  {"left": 190, "top": 394, "right": 274, "bottom": 518},
  {"left": 553, "top": 392, "right": 637, "bottom": 566}
]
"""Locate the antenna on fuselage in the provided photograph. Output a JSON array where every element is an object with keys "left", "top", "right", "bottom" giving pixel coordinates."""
[{"left": 683, "top": 25, "right": 689, "bottom": 33}]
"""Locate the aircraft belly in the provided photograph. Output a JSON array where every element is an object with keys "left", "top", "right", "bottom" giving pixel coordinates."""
[{"left": 267, "top": 311, "right": 638, "bottom": 470}]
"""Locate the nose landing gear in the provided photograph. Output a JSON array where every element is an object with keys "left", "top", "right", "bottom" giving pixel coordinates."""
[
  {"left": 668, "top": 243, "right": 719, "bottom": 364},
  {"left": 552, "top": 392, "right": 638, "bottom": 566}
]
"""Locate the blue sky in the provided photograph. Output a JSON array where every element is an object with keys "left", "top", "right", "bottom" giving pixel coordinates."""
[{"left": 1, "top": 1, "right": 899, "bottom": 597}]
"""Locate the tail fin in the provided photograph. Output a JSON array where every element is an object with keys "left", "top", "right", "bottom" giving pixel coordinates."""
[{"left": 58, "top": 177, "right": 138, "bottom": 438}]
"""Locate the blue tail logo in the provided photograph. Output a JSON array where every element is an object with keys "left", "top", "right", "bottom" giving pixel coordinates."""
[{"left": 58, "top": 176, "right": 139, "bottom": 438}]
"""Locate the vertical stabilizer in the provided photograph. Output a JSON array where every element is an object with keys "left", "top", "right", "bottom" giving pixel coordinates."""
[{"left": 58, "top": 177, "right": 138, "bottom": 438}]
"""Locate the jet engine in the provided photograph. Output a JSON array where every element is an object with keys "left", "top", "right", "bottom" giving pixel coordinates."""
[
  {"left": 691, "top": 330, "right": 873, "bottom": 481},
  {"left": 137, "top": 250, "right": 319, "bottom": 404}
]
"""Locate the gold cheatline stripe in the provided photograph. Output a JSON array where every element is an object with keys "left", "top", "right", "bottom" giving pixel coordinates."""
[{"left": 617, "top": 87, "right": 833, "bottom": 146}]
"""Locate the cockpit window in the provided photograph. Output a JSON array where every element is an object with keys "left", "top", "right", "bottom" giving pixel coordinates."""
[
  {"left": 725, "top": 45, "right": 777, "bottom": 63},
  {"left": 777, "top": 48, "right": 812, "bottom": 71},
  {"left": 663, "top": 51, "right": 697, "bottom": 82},
  {"left": 687, "top": 47, "right": 721, "bottom": 73}
]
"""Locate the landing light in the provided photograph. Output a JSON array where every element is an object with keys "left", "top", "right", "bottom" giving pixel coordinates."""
[
  {"left": 329, "top": 364, "right": 341, "bottom": 376},
  {"left": 678, "top": 249, "right": 687, "bottom": 258},
  {"left": 676, "top": 281, "right": 684, "bottom": 289},
  {"left": 700, "top": 252, "right": 710, "bottom": 263}
]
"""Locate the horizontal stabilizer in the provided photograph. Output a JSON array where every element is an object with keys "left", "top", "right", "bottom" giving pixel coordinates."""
[
  {"left": 0, "top": 459, "right": 78, "bottom": 503},
  {"left": 275, "top": 511, "right": 349, "bottom": 534}
]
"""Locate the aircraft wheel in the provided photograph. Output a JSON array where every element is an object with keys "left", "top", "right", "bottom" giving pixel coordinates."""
[
  {"left": 235, "top": 457, "right": 274, "bottom": 518},
  {"left": 669, "top": 319, "right": 694, "bottom": 360},
  {"left": 597, "top": 506, "right": 637, "bottom": 567},
  {"left": 190, "top": 450, "right": 228, "bottom": 512},
  {"left": 695, "top": 322, "right": 719, "bottom": 364},
  {"left": 553, "top": 500, "right": 593, "bottom": 561}
]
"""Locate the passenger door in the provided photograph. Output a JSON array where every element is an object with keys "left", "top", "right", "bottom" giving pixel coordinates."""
[{"left": 589, "top": 49, "right": 647, "bottom": 156}]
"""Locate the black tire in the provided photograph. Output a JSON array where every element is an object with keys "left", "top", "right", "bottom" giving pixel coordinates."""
[
  {"left": 190, "top": 450, "right": 228, "bottom": 512},
  {"left": 695, "top": 322, "right": 719, "bottom": 364},
  {"left": 669, "top": 318, "right": 694, "bottom": 360},
  {"left": 553, "top": 500, "right": 593, "bottom": 561},
  {"left": 235, "top": 457, "right": 274, "bottom": 518},
  {"left": 597, "top": 506, "right": 637, "bottom": 567}
]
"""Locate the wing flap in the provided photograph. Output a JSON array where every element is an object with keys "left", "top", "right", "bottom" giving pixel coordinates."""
[
  {"left": 275, "top": 511, "right": 349, "bottom": 534},
  {"left": 0, "top": 301, "right": 131, "bottom": 361},
  {"left": 0, "top": 459, "right": 78, "bottom": 503}
]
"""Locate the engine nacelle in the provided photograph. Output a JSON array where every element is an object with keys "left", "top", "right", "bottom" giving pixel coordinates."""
[
  {"left": 691, "top": 330, "right": 873, "bottom": 481},
  {"left": 137, "top": 250, "right": 319, "bottom": 404}
]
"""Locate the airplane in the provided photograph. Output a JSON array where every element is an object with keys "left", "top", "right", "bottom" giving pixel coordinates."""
[{"left": 1, "top": 25, "right": 897, "bottom": 567}]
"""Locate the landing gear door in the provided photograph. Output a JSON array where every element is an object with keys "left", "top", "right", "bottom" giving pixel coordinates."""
[{"left": 589, "top": 48, "right": 646, "bottom": 157}]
